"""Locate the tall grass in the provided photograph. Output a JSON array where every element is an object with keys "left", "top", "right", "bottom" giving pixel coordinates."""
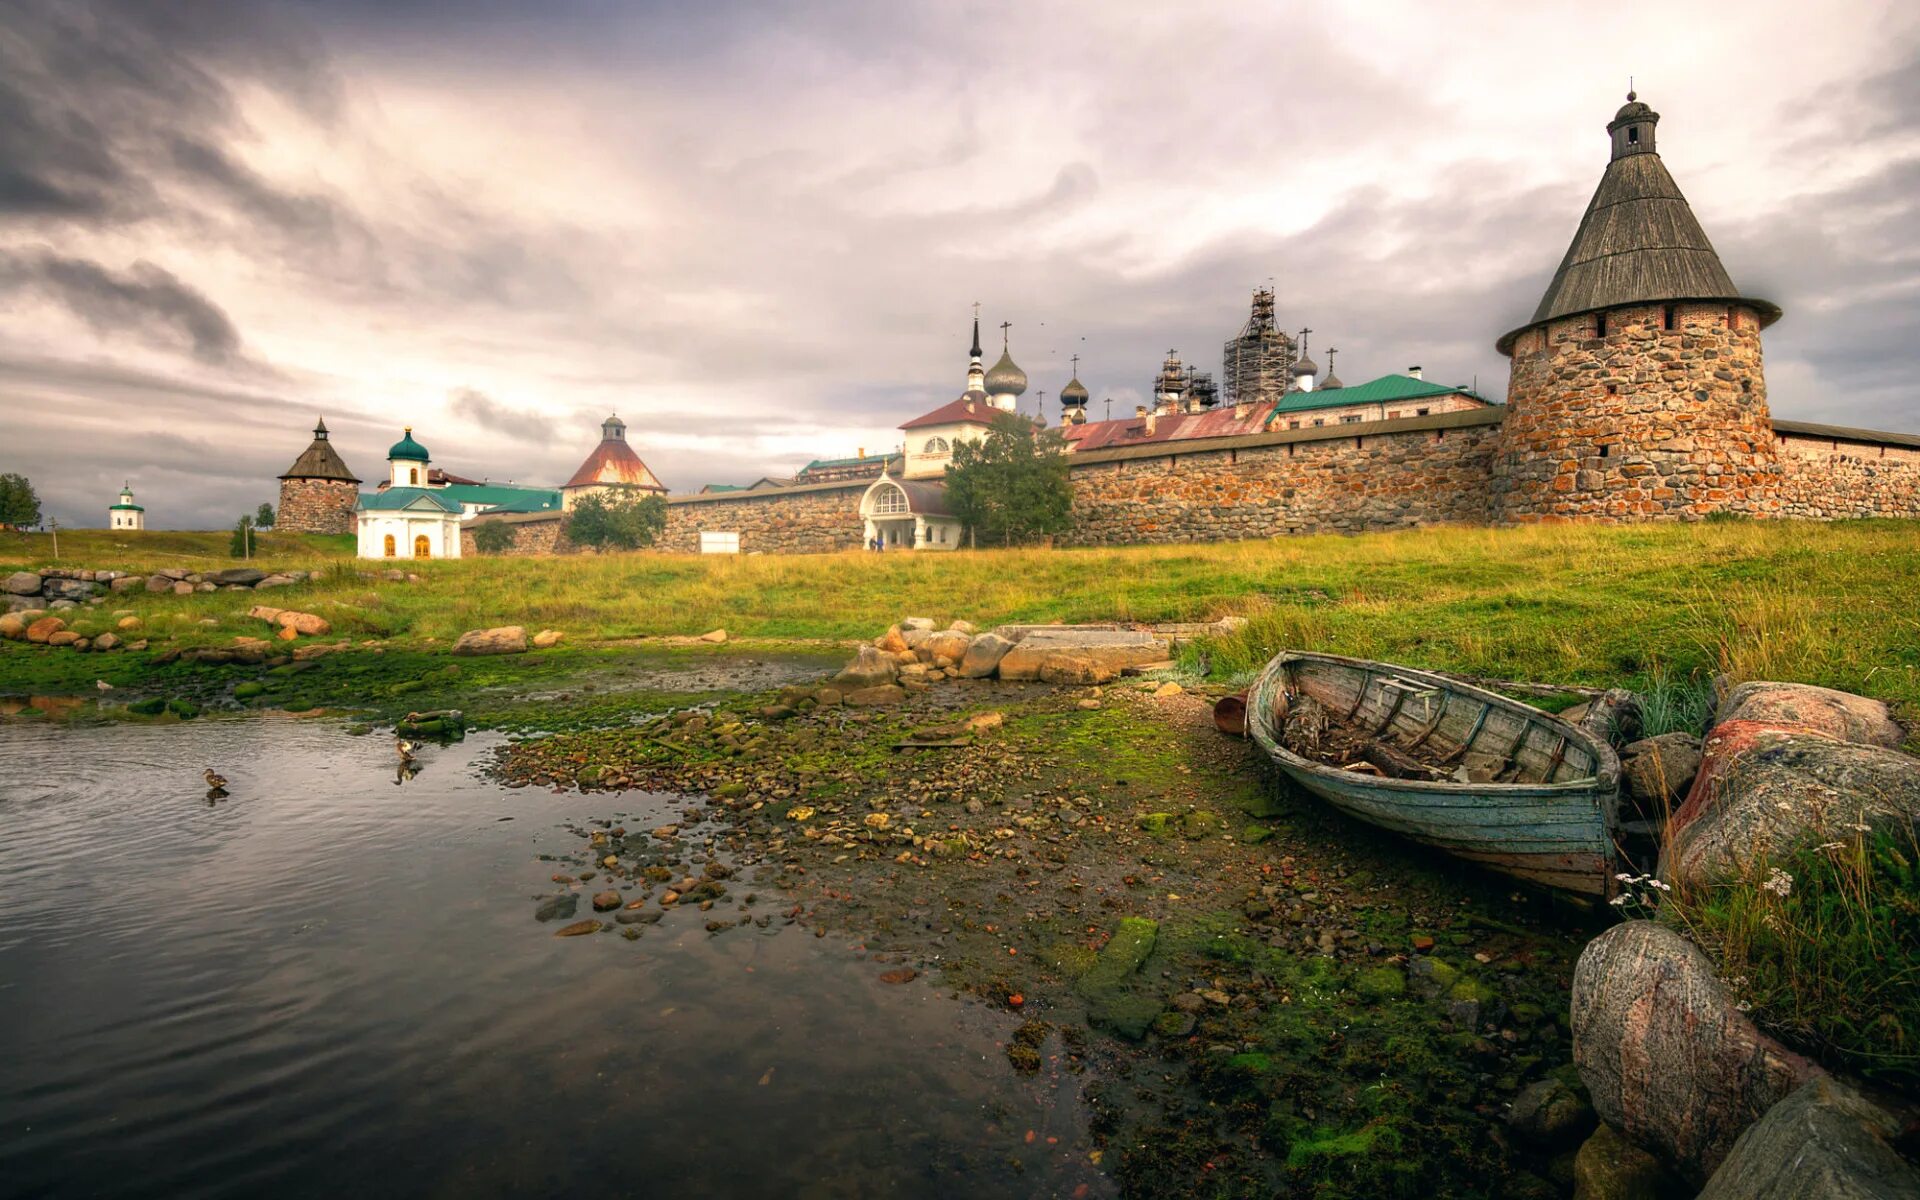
[
  {"left": 5, "top": 520, "right": 1918, "bottom": 719},
  {"left": 1666, "top": 827, "right": 1920, "bottom": 1091}
]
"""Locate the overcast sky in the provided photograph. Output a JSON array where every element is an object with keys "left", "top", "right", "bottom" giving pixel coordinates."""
[{"left": 3, "top": 0, "right": 1917, "bottom": 528}]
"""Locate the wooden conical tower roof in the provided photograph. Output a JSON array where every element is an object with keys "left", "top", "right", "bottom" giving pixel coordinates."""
[{"left": 1498, "top": 94, "right": 1779, "bottom": 354}]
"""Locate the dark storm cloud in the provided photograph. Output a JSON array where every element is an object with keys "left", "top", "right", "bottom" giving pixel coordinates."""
[
  {"left": 447, "top": 387, "right": 564, "bottom": 445},
  {"left": 0, "top": 249, "right": 243, "bottom": 363}
]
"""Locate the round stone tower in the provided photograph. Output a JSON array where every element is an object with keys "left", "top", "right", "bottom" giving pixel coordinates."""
[
  {"left": 277, "top": 417, "right": 362, "bottom": 534},
  {"left": 1492, "top": 94, "right": 1782, "bottom": 522}
]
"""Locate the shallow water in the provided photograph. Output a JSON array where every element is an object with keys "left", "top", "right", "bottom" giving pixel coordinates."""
[{"left": 0, "top": 720, "right": 1107, "bottom": 1199}]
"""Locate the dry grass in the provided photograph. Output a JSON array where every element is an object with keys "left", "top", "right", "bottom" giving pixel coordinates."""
[{"left": 5, "top": 519, "right": 1918, "bottom": 714}]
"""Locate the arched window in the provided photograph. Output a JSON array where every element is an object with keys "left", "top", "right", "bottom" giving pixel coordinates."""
[
  {"left": 410, "top": 468, "right": 419, "bottom": 485},
  {"left": 871, "top": 486, "right": 908, "bottom": 515},
  {"left": 383, "top": 534, "right": 397, "bottom": 557},
  {"left": 414, "top": 534, "right": 431, "bottom": 558},
  {"left": 923, "top": 436, "right": 950, "bottom": 454}
]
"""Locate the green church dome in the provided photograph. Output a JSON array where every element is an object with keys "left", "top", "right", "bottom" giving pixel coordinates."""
[{"left": 387, "top": 427, "right": 430, "bottom": 462}]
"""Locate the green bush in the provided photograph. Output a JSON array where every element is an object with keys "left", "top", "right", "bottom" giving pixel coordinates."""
[{"left": 471, "top": 520, "right": 516, "bottom": 554}]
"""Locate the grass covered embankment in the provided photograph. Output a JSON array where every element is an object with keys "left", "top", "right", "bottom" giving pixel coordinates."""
[{"left": 6, "top": 519, "right": 1919, "bottom": 717}]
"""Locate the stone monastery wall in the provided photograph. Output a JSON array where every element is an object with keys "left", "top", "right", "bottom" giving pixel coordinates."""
[
  {"left": 1059, "top": 410, "right": 1503, "bottom": 545},
  {"left": 1772, "top": 430, "right": 1920, "bottom": 520},
  {"left": 661, "top": 482, "right": 866, "bottom": 555}
]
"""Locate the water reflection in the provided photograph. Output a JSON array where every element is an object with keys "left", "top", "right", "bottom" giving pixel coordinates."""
[{"left": 0, "top": 719, "right": 1108, "bottom": 1199}]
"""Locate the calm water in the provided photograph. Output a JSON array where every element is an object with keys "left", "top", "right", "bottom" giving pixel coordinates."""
[{"left": 0, "top": 719, "right": 1106, "bottom": 1199}]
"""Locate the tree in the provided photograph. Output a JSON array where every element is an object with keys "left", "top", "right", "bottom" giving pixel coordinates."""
[
  {"left": 944, "top": 411, "right": 1074, "bottom": 547},
  {"left": 0, "top": 473, "right": 41, "bottom": 530},
  {"left": 228, "top": 515, "right": 254, "bottom": 558},
  {"left": 563, "top": 489, "right": 667, "bottom": 551},
  {"left": 255, "top": 502, "right": 276, "bottom": 529},
  {"left": 471, "top": 519, "right": 517, "bottom": 554}
]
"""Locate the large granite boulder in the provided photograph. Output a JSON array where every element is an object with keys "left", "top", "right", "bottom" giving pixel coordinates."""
[
  {"left": 3, "top": 571, "right": 41, "bottom": 595},
  {"left": 0, "top": 613, "right": 24, "bottom": 640},
  {"left": 1508, "top": 1076, "right": 1597, "bottom": 1148},
  {"left": 922, "top": 630, "right": 972, "bottom": 664},
  {"left": 25, "top": 616, "right": 65, "bottom": 643},
  {"left": 1665, "top": 726, "right": 1920, "bottom": 887},
  {"left": 1620, "top": 733, "right": 1703, "bottom": 808},
  {"left": 42, "top": 578, "right": 102, "bottom": 601},
  {"left": 997, "top": 629, "right": 1170, "bottom": 681},
  {"left": 145, "top": 574, "right": 175, "bottom": 592},
  {"left": 452, "top": 626, "right": 526, "bottom": 655},
  {"left": 832, "top": 645, "right": 899, "bottom": 690},
  {"left": 1712, "top": 681, "right": 1904, "bottom": 747},
  {"left": 1037, "top": 654, "right": 1116, "bottom": 686},
  {"left": 958, "top": 633, "right": 1015, "bottom": 679},
  {"left": 208, "top": 567, "right": 267, "bottom": 586},
  {"left": 1696, "top": 1076, "right": 1920, "bottom": 1200},
  {"left": 1572, "top": 921, "right": 1821, "bottom": 1184},
  {"left": 275, "top": 611, "right": 333, "bottom": 637}
]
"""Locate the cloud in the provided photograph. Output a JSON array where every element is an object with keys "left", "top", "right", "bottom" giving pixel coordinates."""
[
  {"left": 447, "top": 387, "right": 563, "bottom": 445},
  {"left": 2, "top": 0, "right": 1919, "bottom": 530},
  {"left": 0, "top": 248, "right": 243, "bottom": 363}
]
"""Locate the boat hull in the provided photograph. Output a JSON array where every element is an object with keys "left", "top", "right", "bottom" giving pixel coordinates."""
[{"left": 1248, "top": 652, "right": 1620, "bottom": 896}]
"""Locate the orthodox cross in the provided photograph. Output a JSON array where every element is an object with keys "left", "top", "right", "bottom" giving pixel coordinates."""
[
  {"left": 1070, "top": 353, "right": 1080, "bottom": 376},
  {"left": 1036, "top": 390, "right": 1046, "bottom": 420},
  {"left": 1000, "top": 320, "right": 1012, "bottom": 348},
  {"left": 1326, "top": 347, "right": 1338, "bottom": 375},
  {"left": 972, "top": 300, "right": 981, "bottom": 321}
]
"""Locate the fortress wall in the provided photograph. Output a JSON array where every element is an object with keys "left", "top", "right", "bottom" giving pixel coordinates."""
[
  {"left": 1773, "top": 435, "right": 1920, "bottom": 520},
  {"left": 660, "top": 482, "right": 866, "bottom": 554},
  {"left": 277, "top": 478, "right": 359, "bottom": 535},
  {"left": 459, "top": 516, "right": 575, "bottom": 557},
  {"left": 1059, "top": 416, "right": 1503, "bottom": 546}
]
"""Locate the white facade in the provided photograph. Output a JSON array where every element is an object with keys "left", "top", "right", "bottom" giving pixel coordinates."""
[
  {"left": 108, "top": 484, "right": 145, "bottom": 531},
  {"left": 902, "top": 417, "right": 992, "bottom": 480},
  {"left": 355, "top": 504, "right": 462, "bottom": 560},
  {"left": 859, "top": 478, "right": 961, "bottom": 551}
]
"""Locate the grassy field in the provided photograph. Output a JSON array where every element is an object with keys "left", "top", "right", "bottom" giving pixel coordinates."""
[{"left": 4, "top": 520, "right": 1919, "bottom": 715}]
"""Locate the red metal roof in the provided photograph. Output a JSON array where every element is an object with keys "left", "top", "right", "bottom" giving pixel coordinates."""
[
  {"left": 900, "top": 397, "right": 998, "bottom": 431},
  {"left": 1060, "top": 403, "right": 1275, "bottom": 452},
  {"left": 564, "top": 437, "right": 666, "bottom": 491}
]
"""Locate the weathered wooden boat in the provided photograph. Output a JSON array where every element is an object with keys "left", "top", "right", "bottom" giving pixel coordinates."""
[{"left": 1247, "top": 651, "right": 1621, "bottom": 895}]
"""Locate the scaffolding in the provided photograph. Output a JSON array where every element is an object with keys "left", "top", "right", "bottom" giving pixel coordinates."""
[{"left": 1222, "top": 287, "right": 1295, "bottom": 409}]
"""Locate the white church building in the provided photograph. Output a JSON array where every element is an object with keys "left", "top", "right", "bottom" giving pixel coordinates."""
[
  {"left": 354, "top": 429, "right": 464, "bottom": 559},
  {"left": 107, "top": 482, "right": 145, "bottom": 531}
]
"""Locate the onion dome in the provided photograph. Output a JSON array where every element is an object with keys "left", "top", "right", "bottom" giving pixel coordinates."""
[
  {"left": 1059, "top": 375, "right": 1090, "bottom": 407},
  {"left": 1319, "top": 348, "right": 1343, "bottom": 390},
  {"left": 1291, "top": 355, "right": 1318, "bottom": 378},
  {"left": 387, "top": 427, "right": 430, "bottom": 462},
  {"left": 985, "top": 349, "right": 1027, "bottom": 397}
]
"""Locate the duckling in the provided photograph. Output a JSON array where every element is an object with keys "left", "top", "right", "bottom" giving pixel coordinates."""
[
  {"left": 203, "top": 768, "right": 228, "bottom": 790},
  {"left": 95, "top": 679, "right": 112, "bottom": 692},
  {"left": 395, "top": 738, "right": 418, "bottom": 763}
]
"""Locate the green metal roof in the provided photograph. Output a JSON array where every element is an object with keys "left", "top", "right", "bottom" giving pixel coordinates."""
[
  {"left": 438, "top": 483, "right": 561, "bottom": 510},
  {"left": 471, "top": 491, "right": 565, "bottom": 514},
  {"left": 387, "top": 429, "right": 430, "bottom": 461},
  {"left": 355, "top": 487, "right": 461, "bottom": 513},
  {"left": 108, "top": 503, "right": 144, "bottom": 511},
  {"left": 1265, "top": 374, "right": 1484, "bottom": 424},
  {"left": 802, "top": 453, "right": 900, "bottom": 471},
  {"left": 700, "top": 483, "right": 746, "bottom": 493}
]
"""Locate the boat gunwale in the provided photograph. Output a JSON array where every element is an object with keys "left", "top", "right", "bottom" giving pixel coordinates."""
[{"left": 1248, "top": 650, "right": 1622, "bottom": 800}]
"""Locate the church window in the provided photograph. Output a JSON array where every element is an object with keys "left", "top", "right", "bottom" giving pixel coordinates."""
[
  {"left": 871, "top": 486, "right": 908, "bottom": 515},
  {"left": 383, "top": 534, "right": 396, "bottom": 557},
  {"left": 1416, "top": 408, "right": 1431, "bottom": 417},
  {"left": 410, "top": 468, "right": 419, "bottom": 485},
  {"left": 414, "top": 534, "right": 431, "bottom": 558},
  {"left": 1287, "top": 420, "right": 1301, "bottom": 430},
  {"left": 1663, "top": 305, "right": 1676, "bottom": 331},
  {"left": 1627, "top": 126, "right": 1639, "bottom": 145},
  {"left": 923, "top": 437, "right": 950, "bottom": 454},
  {"left": 1596, "top": 313, "right": 1608, "bottom": 337}
]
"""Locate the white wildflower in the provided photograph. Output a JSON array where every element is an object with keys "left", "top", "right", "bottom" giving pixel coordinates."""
[
  {"left": 1609, "top": 895, "right": 1631, "bottom": 907},
  {"left": 1735, "top": 1000, "right": 1752, "bottom": 1013},
  {"left": 1761, "top": 867, "right": 1793, "bottom": 898}
]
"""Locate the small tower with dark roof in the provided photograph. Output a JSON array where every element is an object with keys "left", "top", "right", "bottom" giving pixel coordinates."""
[
  {"left": 1494, "top": 92, "right": 1781, "bottom": 522},
  {"left": 1059, "top": 354, "right": 1090, "bottom": 425},
  {"left": 277, "top": 416, "right": 362, "bottom": 534}
]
